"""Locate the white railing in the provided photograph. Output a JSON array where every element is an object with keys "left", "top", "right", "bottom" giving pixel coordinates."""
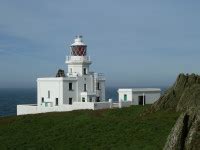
[
  {"left": 66, "top": 56, "right": 91, "bottom": 62},
  {"left": 98, "top": 73, "right": 104, "bottom": 76},
  {"left": 67, "top": 72, "right": 78, "bottom": 77},
  {"left": 96, "top": 73, "right": 105, "bottom": 80}
]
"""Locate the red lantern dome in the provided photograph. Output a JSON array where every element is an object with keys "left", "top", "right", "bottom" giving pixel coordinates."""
[{"left": 70, "top": 35, "right": 87, "bottom": 56}]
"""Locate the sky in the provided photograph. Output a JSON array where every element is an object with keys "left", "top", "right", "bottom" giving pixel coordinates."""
[{"left": 0, "top": 0, "right": 200, "bottom": 88}]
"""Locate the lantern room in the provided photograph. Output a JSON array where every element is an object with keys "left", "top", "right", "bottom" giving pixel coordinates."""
[{"left": 70, "top": 35, "right": 87, "bottom": 56}]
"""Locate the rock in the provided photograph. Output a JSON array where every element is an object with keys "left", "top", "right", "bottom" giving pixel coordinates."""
[
  {"left": 56, "top": 69, "right": 65, "bottom": 77},
  {"left": 151, "top": 74, "right": 200, "bottom": 112},
  {"left": 149, "top": 73, "right": 200, "bottom": 149},
  {"left": 164, "top": 108, "right": 200, "bottom": 150}
]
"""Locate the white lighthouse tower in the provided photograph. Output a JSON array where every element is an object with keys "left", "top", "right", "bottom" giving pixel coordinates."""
[
  {"left": 65, "top": 35, "right": 106, "bottom": 103},
  {"left": 66, "top": 35, "right": 91, "bottom": 76}
]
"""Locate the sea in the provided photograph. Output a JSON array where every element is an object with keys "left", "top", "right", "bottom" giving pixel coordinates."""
[{"left": 0, "top": 87, "right": 168, "bottom": 117}]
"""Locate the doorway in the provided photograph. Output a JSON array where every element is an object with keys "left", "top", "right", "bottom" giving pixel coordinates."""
[
  {"left": 96, "top": 97, "right": 100, "bottom": 102},
  {"left": 138, "top": 95, "right": 146, "bottom": 105}
]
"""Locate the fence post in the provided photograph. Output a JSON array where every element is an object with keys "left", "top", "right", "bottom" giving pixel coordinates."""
[
  {"left": 119, "top": 99, "right": 122, "bottom": 108},
  {"left": 109, "top": 99, "right": 113, "bottom": 108}
]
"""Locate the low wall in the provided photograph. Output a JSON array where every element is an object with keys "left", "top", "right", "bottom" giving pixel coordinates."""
[
  {"left": 17, "top": 104, "right": 38, "bottom": 115},
  {"left": 72, "top": 102, "right": 95, "bottom": 110},
  {"left": 94, "top": 102, "right": 111, "bottom": 110},
  {"left": 17, "top": 104, "right": 74, "bottom": 115},
  {"left": 37, "top": 104, "right": 74, "bottom": 113},
  {"left": 73, "top": 102, "right": 111, "bottom": 110},
  {"left": 17, "top": 101, "right": 133, "bottom": 116},
  {"left": 119, "top": 101, "right": 133, "bottom": 108}
]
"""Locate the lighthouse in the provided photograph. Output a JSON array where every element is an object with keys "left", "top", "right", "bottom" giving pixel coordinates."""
[
  {"left": 36, "top": 35, "right": 105, "bottom": 105},
  {"left": 17, "top": 36, "right": 106, "bottom": 115}
]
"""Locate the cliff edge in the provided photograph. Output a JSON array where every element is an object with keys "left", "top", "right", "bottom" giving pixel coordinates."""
[
  {"left": 152, "top": 73, "right": 200, "bottom": 112},
  {"left": 150, "top": 73, "right": 200, "bottom": 150}
]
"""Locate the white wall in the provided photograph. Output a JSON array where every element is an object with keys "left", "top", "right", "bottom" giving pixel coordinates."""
[
  {"left": 119, "top": 101, "right": 133, "bottom": 108},
  {"left": 17, "top": 104, "right": 75, "bottom": 115},
  {"left": 72, "top": 102, "right": 95, "bottom": 110},
  {"left": 118, "top": 90, "right": 161, "bottom": 105},
  {"left": 77, "top": 75, "right": 94, "bottom": 102},
  {"left": 99, "top": 80, "right": 106, "bottom": 100},
  {"left": 37, "top": 78, "right": 64, "bottom": 107},
  {"left": 17, "top": 101, "right": 134, "bottom": 116},
  {"left": 37, "top": 73, "right": 105, "bottom": 107},
  {"left": 17, "top": 104, "right": 38, "bottom": 115},
  {"left": 68, "top": 64, "right": 90, "bottom": 76},
  {"left": 37, "top": 104, "right": 74, "bottom": 113},
  {"left": 118, "top": 90, "right": 132, "bottom": 101},
  {"left": 63, "top": 80, "right": 77, "bottom": 104},
  {"left": 94, "top": 102, "right": 110, "bottom": 110},
  {"left": 132, "top": 92, "right": 161, "bottom": 105}
]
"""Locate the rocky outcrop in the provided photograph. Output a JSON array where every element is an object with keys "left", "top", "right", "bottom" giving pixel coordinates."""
[
  {"left": 149, "top": 74, "right": 200, "bottom": 149},
  {"left": 164, "top": 108, "right": 200, "bottom": 150},
  {"left": 56, "top": 69, "right": 66, "bottom": 77},
  {"left": 152, "top": 74, "right": 200, "bottom": 112}
]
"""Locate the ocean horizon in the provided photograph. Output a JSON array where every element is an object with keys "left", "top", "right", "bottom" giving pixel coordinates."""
[{"left": 0, "top": 86, "right": 168, "bottom": 117}]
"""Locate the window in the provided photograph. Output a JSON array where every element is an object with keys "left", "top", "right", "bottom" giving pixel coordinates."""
[
  {"left": 84, "top": 84, "right": 87, "bottom": 92},
  {"left": 70, "top": 68, "right": 72, "bottom": 73},
  {"left": 41, "top": 97, "right": 44, "bottom": 103},
  {"left": 89, "top": 97, "right": 92, "bottom": 102},
  {"left": 69, "top": 83, "right": 73, "bottom": 91},
  {"left": 124, "top": 94, "right": 127, "bottom": 101},
  {"left": 48, "top": 91, "right": 50, "bottom": 98},
  {"left": 69, "top": 98, "right": 72, "bottom": 105},
  {"left": 83, "top": 68, "right": 87, "bottom": 75},
  {"left": 55, "top": 98, "right": 58, "bottom": 106},
  {"left": 97, "top": 82, "right": 100, "bottom": 90},
  {"left": 96, "top": 97, "right": 100, "bottom": 102},
  {"left": 82, "top": 97, "right": 85, "bottom": 102}
]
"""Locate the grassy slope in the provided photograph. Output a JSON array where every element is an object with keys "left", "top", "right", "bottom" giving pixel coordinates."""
[{"left": 0, "top": 105, "right": 179, "bottom": 150}]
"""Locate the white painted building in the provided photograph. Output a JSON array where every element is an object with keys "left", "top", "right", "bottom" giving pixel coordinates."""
[
  {"left": 17, "top": 36, "right": 162, "bottom": 116},
  {"left": 17, "top": 36, "right": 108, "bottom": 115},
  {"left": 37, "top": 35, "right": 105, "bottom": 105},
  {"left": 118, "top": 88, "right": 161, "bottom": 105}
]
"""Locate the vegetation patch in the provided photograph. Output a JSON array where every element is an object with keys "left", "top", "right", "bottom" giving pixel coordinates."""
[{"left": 0, "top": 105, "right": 179, "bottom": 149}]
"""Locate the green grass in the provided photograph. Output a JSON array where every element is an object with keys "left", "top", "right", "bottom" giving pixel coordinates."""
[{"left": 0, "top": 105, "right": 179, "bottom": 150}]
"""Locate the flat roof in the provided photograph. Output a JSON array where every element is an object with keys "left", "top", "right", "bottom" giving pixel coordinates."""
[{"left": 118, "top": 88, "right": 161, "bottom": 92}]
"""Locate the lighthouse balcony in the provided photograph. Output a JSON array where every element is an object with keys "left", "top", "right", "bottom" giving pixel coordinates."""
[
  {"left": 67, "top": 72, "right": 79, "bottom": 77},
  {"left": 93, "top": 73, "right": 106, "bottom": 81},
  {"left": 65, "top": 56, "right": 91, "bottom": 64}
]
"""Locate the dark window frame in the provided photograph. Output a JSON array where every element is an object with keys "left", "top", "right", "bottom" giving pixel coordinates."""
[
  {"left": 83, "top": 68, "right": 87, "bottom": 75},
  {"left": 41, "top": 97, "right": 44, "bottom": 103},
  {"left": 48, "top": 91, "right": 50, "bottom": 98},
  {"left": 69, "top": 98, "right": 72, "bottom": 105},
  {"left": 89, "top": 97, "right": 92, "bottom": 102},
  {"left": 96, "top": 97, "right": 100, "bottom": 102},
  {"left": 69, "top": 82, "right": 73, "bottom": 91},
  {"left": 84, "top": 84, "right": 87, "bottom": 92},
  {"left": 97, "top": 82, "right": 100, "bottom": 90},
  {"left": 55, "top": 98, "right": 59, "bottom": 106}
]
